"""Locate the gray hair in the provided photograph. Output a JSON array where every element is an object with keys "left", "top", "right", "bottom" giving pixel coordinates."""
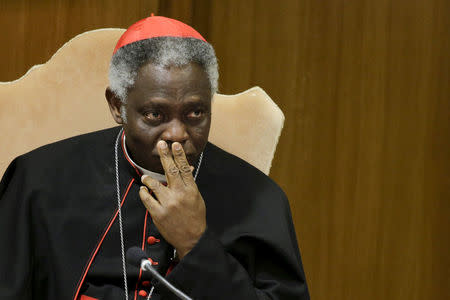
[{"left": 108, "top": 37, "right": 219, "bottom": 121}]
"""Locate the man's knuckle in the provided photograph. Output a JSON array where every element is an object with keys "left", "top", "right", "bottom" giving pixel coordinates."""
[
  {"left": 166, "top": 201, "right": 177, "bottom": 211},
  {"left": 158, "top": 209, "right": 168, "bottom": 221},
  {"left": 179, "top": 164, "right": 191, "bottom": 174},
  {"left": 148, "top": 180, "right": 160, "bottom": 190},
  {"left": 144, "top": 177, "right": 154, "bottom": 186},
  {"left": 167, "top": 165, "right": 180, "bottom": 175},
  {"left": 185, "top": 185, "right": 196, "bottom": 194}
]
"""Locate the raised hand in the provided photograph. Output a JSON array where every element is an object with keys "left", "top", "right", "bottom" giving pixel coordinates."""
[{"left": 139, "top": 141, "right": 206, "bottom": 259}]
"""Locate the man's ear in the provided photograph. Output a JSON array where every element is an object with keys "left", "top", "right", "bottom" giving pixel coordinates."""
[{"left": 105, "top": 87, "right": 124, "bottom": 124}]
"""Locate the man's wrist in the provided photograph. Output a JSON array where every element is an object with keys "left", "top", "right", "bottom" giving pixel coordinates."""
[{"left": 176, "top": 226, "right": 207, "bottom": 259}]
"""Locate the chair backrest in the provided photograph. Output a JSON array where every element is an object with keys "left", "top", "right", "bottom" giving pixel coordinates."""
[{"left": 0, "top": 29, "right": 284, "bottom": 176}]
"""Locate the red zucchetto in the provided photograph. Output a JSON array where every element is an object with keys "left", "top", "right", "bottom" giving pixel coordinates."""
[{"left": 113, "top": 15, "right": 207, "bottom": 54}]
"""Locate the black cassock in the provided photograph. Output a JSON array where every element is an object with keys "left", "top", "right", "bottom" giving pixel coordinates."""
[{"left": 0, "top": 127, "right": 309, "bottom": 300}]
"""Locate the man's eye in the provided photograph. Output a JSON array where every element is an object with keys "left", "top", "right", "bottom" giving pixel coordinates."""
[
  {"left": 144, "top": 111, "right": 162, "bottom": 120},
  {"left": 188, "top": 110, "right": 203, "bottom": 118}
]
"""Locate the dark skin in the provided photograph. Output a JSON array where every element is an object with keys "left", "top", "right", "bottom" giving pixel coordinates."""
[{"left": 106, "top": 61, "right": 212, "bottom": 259}]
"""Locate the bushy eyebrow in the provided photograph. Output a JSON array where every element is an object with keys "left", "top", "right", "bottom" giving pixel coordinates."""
[{"left": 138, "top": 102, "right": 165, "bottom": 111}]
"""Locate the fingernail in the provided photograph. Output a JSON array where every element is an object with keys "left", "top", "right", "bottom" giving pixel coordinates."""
[
  {"left": 141, "top": 174, "right": 148, "bottom": 182},
  {"left": 173, "top": 143, "right": 182, "bottom": 150},
  {"left": 158, "top": 140, "right": 167, "bottom": 149},
  {"left": 140, "top": 186, "right": 146, "bottom": 190}
]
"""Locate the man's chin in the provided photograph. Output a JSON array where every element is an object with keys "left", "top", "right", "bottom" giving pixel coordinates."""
[{"left": 140, "top": 156, "right": 164, "bottom": 174}]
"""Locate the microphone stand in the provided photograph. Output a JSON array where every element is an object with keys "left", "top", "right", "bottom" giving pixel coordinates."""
[
  {"left": 127, "top": 246, "right": 193, "bottom": 300},
  {"left": 140, "top": 259, "right": 193, "bottom": 300}
]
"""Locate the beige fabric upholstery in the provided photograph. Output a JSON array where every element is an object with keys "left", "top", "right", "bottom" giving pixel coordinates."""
[{"left": 0, "top": 29, "right": 284, "bottom": 176}]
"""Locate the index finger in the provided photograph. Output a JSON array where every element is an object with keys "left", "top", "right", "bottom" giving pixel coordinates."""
[
  {"left": 157, "top": 140, "right": 183, "bottom": 188},
  {"left": 172, "top": 142, "right": 195, "bottom": 185}
]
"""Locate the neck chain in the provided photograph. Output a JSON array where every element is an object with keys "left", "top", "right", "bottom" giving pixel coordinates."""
[{"left": 114, "top": 129, "right": 204, "bottom": 300}]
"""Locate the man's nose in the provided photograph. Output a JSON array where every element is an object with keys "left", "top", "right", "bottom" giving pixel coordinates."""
[{"left": 161, "top": 119, "right": 189, "bottom": 146}]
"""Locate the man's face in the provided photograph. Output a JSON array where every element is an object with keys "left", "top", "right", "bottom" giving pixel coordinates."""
[{"left": 111, "top": 62, "right": 212, "bottom": 173}]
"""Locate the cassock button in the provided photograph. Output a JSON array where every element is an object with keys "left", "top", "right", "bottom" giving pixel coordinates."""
[
  {"left": 142, "top": 280, "right": 151, "bottom": 287},
  {"left": 147, "top": 236, "right": 159, "bottom": 245},
  {"left": 138, "top": 290, "right": 148, "bottom": 297},
  {"left": 148, "top": 257, "right": 159, "bottom": 265}
]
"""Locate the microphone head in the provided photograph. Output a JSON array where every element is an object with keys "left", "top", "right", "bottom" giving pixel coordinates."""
[{"left": 126, "top": 246, "right": 148, "bottom": 267}]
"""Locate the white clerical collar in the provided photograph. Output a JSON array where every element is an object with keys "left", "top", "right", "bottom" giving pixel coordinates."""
[{"left": 122, "top": 134, "right": 167, "bottom": 183}]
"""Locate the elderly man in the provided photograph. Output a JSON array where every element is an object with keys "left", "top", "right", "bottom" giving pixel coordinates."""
[{"left": 0, "top": 16, "right": 309, "bottom": 299}]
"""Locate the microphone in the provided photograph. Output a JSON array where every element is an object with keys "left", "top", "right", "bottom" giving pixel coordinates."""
[{"left": 126, "top": 247, "right": 193, "bottom": 300}]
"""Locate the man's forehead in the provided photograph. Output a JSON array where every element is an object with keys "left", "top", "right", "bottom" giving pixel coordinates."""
[
  {"left": 134, "top": 62, "right": 208, "bottom": 84},
  {"left": 138, "top": 96, "right": 209, "bottom": 106},
  {"left": 128, "top": 63, "right": 211, "bottom": 100}
]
